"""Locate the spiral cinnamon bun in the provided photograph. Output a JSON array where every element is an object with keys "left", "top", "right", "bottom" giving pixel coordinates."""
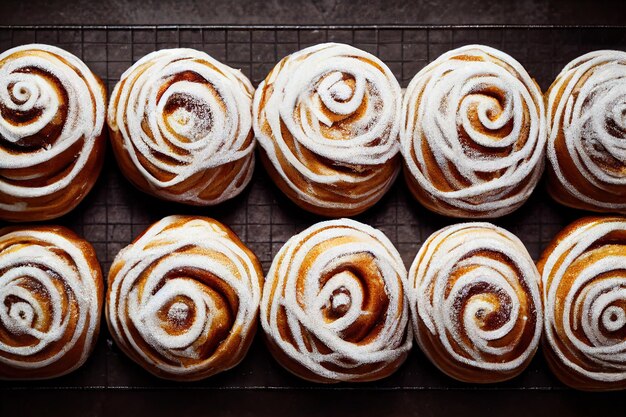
[
  {"left": 108, "top": 49, "right": 255, "bottom": 205},
  {"left": 0, "top": 226, "right": 103, "bottom": 379},
  {"left": 546, "top": 51, "right": 626, "bottom": 213},
  {"left": 0, "top": 44, "right": 106, "bottom": 222},
  {"left": 408, "top": 223, "right": 542, "bottom": 383},
  {"left": 538, "top": 217, "right": 626, "bottom": 391},
  {"left": 260, "top": 219, "right": 411, "bottom": 382},
  {"left": 401, "top": 45, "right": 546, "bottom": 218},
  {"left": 253, "top": 43, "right": 402, "bottom": 217},
  {"left": 106, "top": 216, "right": 263, "bottom": 381}
]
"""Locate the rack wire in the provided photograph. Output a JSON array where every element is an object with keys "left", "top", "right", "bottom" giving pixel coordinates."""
[{"left": 0, "top": 25, "right": 625, "bottom": 391}]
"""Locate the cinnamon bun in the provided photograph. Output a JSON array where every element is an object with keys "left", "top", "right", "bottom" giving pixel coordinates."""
[
  {"left": 0, "top": 44, "right": 106, "bottom": 222},
  {"left": 260, "top": 219, "right": 411, "bottom": 382},
  {"left": 108, "top": 49, "right": 255, "bottom": 205},
  {"left": 408, "top": 222, "right": 543, "bottom": 383},
  {"left": 546, "top": 51, "right": 626, "bottom": 213},
  {"left": 401, "top": 45, "right": 546, "bottom": 218},
  {"left": 0, "top": 225, "right": 103, "bottom": 379},
  {"left": 253, "top": 43, "right": 402, "bottom": 217},
  {"left": 538, "top": 216, "right": 626, "bottom": 391},
  {"left": 106, "top": 216, "right": 263, "bottom": 381}
]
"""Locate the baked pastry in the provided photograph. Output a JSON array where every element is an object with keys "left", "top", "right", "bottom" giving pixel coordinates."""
[
  {"left": 546, "top": 51, "right": 626, "bottom": 213},
  {"left": 253, "top": 43, "right": 402, "bottom": 217},
  {"left": 108, "top": 48, "right": 254, "bottom": 205},
  {"left": 260, "top": 218, "right": 411, "bottom": 382},
  {"left": 401, "top": 45, "right": 546, "bottom": 218},
  {"left": 538, "top": 216, "right": 626, "bottom": 391},
  {"left": 0, "top": 225, "right": 103, "bottom": 379},
  {"left": 408, "top": 222, "right": 542, "bottom": 383},
  {"left": 0, "top": 44, "right": 106, "bottom": 222},
  {"left": 106, "top": 215, "right": 263, "bottom": 381}
]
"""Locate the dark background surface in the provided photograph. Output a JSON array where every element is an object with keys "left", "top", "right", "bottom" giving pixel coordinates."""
[
  {"left": 0, "top": 0, "right": 625, "bottom": 25},
  {"left": 1, "top": 1, "right": 626, "bottom": 417}
]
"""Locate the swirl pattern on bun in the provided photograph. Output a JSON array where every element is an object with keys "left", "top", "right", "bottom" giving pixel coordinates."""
[
  {"left": 546, "top": 50, "right": 626, "bottom": 213},
  {"left": 260, "top": 218, "right": 411, "bottom": 382},
  {"left": 253, "top": 43, "right": 402, "bottom": 217},
  {"left": 0, "top": 44, "right": 106, "bottom": 221},
  {"left": 106, "top": 216, "right": 263, "bottom": 381},
  {"left": 538, "top": 217, "right": 626, "bottom": 391},
  {"left": 408, "top": 222, "right": 542, "bottom": 383},
  {"left": 401, "top": 45, "right": 546, "bottom": 218},
  {"left": 0, "top": 226, "right": 103, "bottom": 379},
  {"left": 108, "top": 48, "right": 255, "bottom": 205}
]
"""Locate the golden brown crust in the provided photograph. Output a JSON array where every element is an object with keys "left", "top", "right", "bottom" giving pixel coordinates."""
[
  {"left": 262, "top": 331, "right": 407, "bottom": 384},
  {"left": 259, "top": 149, "right": 399, "bottom": 217},
  {"left": 105, "top": 215, "right": 263, "bottom": 381},
  {"left": 109, "top": 126, "right": 253, "bottom": 206},
  {"left": 538, "top": 216, "right": 626, "bottom": 391},
  {"left": 0, "top": 225, "right": 103, "bottom": 379}
]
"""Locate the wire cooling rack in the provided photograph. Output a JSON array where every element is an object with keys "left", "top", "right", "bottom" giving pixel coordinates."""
[{"left": 0, "top": 25, "right": 625, "bottom": 391}]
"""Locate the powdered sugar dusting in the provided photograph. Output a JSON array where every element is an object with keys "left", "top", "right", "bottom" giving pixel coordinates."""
[
  {"left": 400, "top": 45, "right": 547, "bottom": 218},
  {"left": 167, "top": 302, "right": 190, "bottom": 322},
  {"left": 0, "top": 228, "right": 101, "bottom": 379},
  {"left": 108, "top": 48, "right": 255, "bottom": 205},
  {"left": 106, "top": 216, "right": 262, "bottom": 379},
  {"left": 253, "top": 43, "right": 402, "bottom": 213},
  {"left": 408, "top": 222, "right": 542, "bottom": 376},
  {"left": 546, "top": 50, "right": 626, "bottom": 212},
  {"left": 260, "top": 218, "right": 412, "bottom": 382},
  {"left": 541, "top": 217, "right": 626, "bottom": 385}
]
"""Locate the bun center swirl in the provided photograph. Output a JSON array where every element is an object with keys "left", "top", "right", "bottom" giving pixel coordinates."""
[{"left": 260, "top": 43, "right": 400, "bottom": 165}]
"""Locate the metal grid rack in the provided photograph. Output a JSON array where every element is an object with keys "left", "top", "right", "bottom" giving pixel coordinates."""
[{"left": 0, "top": 25, "right": 625, "bottom": 391}]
